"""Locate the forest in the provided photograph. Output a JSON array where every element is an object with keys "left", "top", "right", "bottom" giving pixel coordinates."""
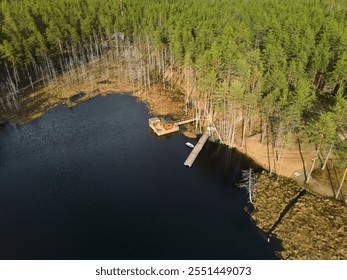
[{"left": 0, "top": 0, "right": 346, "bottom": 193}]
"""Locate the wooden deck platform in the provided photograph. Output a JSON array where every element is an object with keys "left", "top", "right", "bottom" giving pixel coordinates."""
[
  {"left": 184, "top": 133, "right": 209, "bottom": 167},
  {"left": 149, "top": 117, "right": 197, "bottom": 136},
  {"left": 149, "top": 122, "right": 179, "bottom": 136}
]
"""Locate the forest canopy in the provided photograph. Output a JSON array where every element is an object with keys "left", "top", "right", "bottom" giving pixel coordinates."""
[{"left": 0, "top": 0, "right": 346, "bottom": 86}]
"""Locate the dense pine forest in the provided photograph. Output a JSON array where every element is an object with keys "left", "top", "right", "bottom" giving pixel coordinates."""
[{"left": 0, "top": 0, "right": 346, "bottom": 191}]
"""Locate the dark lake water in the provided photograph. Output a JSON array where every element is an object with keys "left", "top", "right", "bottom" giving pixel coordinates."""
[{"left": 0, "top": 93, "right": 277, "bottom": 259}]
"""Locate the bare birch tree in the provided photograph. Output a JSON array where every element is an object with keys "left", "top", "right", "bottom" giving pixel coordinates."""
[{"left": 238, "top": 168, "right": 257, "bottom": 204}]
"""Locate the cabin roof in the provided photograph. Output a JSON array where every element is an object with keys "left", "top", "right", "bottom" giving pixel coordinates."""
[{"left": 160, "top": 117, "right": 172, "bottom": 126}]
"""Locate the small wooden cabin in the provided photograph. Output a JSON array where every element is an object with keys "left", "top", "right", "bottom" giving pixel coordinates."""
[
  {"left": 160, "top": 117, "right": 173, "bottom": 130},
  {"left": 149, "top": 117, "right": 160, "bottom": 125}
]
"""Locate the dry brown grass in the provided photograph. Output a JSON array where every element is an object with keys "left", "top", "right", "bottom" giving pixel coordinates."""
[
  {"left": 252, "top": 173, "right": 347, "bottom": 259},
  {"left": 133, "top": 85, "right": 188, "bottom": 119}
]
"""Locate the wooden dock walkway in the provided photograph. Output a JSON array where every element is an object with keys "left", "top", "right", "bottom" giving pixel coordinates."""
[
  {"left": 175, "top": 118, "right": 197, "bottom": 126},
  {"left": 184, "top": 133, "right": 209, "bottom": 167}
]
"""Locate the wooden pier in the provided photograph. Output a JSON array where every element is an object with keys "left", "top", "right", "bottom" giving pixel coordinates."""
[
  {"left": 148, "top": 116, "right": 209, "bottom": 167},
  {"left": 184, "top": 133, "right": 209, "bottom": 167},
  {"left": 175, "top": 118, "right": 197, "bottom": 126}
]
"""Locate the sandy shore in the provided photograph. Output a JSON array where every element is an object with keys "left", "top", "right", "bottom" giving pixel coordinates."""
[{"left": 233, "top": 134, "right": 340, "bottom": 198}]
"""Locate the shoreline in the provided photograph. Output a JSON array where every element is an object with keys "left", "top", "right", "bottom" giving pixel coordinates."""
[
  {"left": 2, "top": 58, "right": 343, "bottom": 197},
  {"left": 2, "top": 80, "right": 346, "bottom": 260},
  {"left": 1, "top": 80, "right": 341, "bottom": 199}
]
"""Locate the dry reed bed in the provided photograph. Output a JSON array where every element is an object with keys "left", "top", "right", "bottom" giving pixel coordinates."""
[{"left": 252, "top": 172, "right": 346, "bottom": 259}]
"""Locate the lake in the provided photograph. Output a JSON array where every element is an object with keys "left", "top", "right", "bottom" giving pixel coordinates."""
[{"left": 0, "top": 93, "right": 278, "bottom": 259}]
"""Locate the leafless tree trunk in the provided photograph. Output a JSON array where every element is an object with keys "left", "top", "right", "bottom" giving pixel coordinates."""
[
  {"left": 322, "top": 144, "right": 333, "bottom": 170},
  {"left": 238, "top": 168, "right": 257, "bottom": 204},
  {"left": 306, "top": 136, "right": 323, "bottom": 183},
  {"left": 335, "top": 167, "right": 346, "bottom": 200}
]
